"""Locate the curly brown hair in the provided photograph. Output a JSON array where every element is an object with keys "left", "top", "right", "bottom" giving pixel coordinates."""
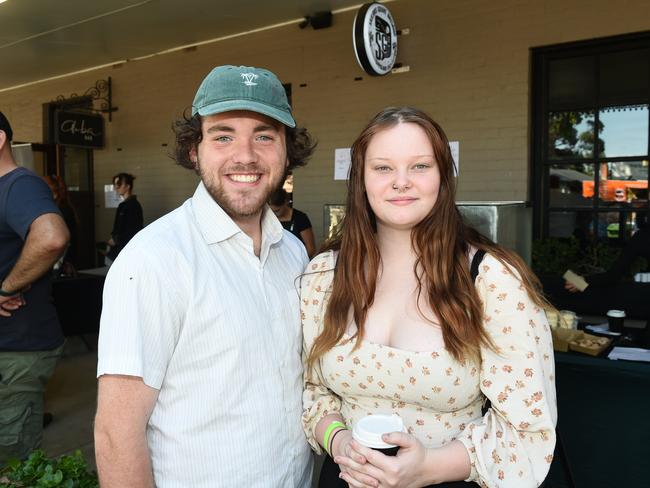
[{"left": 172, "top": 110, "right": 316, "bottom": 171}]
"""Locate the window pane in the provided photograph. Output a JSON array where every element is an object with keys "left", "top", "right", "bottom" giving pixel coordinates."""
[
  {"left": 598, "top": 105, "right": 649, "bottom": 158},
  {"left": 548, "top": 164, "right": 595, "bottom": 208},
  {"left": 600, "top": 48, "right": 650, "bottom": 106},
  {"left": 548, "top": 210, "right": 593, "bottom": 240},
  {"left": 549, "top": 55, "right": 596, "bottom": 109},
  {"left": 548, "top": 111, "right": 595, "bottom": 159},
  {"left": 597, "top": 212, "right": 636, "bottom": 240},
  {"left": 597, "top": 160, "right": 649, "bottom": 207}
]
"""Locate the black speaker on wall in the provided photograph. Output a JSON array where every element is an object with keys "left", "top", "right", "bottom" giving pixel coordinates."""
[{"left": 299, "top": 11, "right": 332, "bottom": 30}]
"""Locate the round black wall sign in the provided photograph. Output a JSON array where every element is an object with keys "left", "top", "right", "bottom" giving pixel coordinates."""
[{"left": 353, "top": 2, "right": 398, "bottom": 76}]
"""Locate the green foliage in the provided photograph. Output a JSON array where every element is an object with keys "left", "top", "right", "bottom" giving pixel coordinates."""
[
  {"left": 547, "top": 111, "right": 605, "bottom": 158},
  {"left": 532, "top": 236, "right": 581, "bottom": 275},
  {"left": 0, "top": 450, "right": 97, "bottom": 488},
  {"left": 532, "top": 237, "right": 628, "bottom": 277},
  {"left": 579, "top": 240, "right": 622, "bottom": 275}
]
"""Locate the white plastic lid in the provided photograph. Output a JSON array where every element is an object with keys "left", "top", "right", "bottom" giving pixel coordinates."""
[
  {"left": 607, "top": 309, "right": 626, "bottom": 318},
  {"left": 352, "top": 414, "right": 404, "bottom": 449}
]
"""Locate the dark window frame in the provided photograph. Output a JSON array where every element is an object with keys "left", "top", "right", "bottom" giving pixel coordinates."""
[{"left": 531, "top": 32, "right": 650, "bottom": 242}]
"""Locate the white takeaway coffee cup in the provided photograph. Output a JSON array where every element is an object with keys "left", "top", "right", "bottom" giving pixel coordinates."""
[{"left": 352, "top": 414, "right": 405, "bottom": 456}]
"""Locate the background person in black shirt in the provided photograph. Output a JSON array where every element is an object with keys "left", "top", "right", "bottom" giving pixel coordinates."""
[
  {"left": 557, "top": 225, "right": 650, "bottom": 325},
  {"left": 107, "top": 172, "right": 143, "bottom": 262},
  {"left": 564, "top": 226, "right": 650, "bottom": 291},
  {"left": 269, "top": 188, "right": 315, "bottom": 257}
]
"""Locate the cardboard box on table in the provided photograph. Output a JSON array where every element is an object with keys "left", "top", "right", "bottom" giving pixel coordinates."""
[{"left": 552, "top": 329, "right": 611, "bottom": 356}]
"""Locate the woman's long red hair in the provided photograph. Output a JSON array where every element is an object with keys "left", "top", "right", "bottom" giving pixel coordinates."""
[{"left": 307, "top": 107, "right": 550, "bottom": 369}]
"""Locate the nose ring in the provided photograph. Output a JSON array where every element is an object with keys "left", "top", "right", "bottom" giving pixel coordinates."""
[{"left": 392, "top": 183, "right": 410, "bottom": 193}]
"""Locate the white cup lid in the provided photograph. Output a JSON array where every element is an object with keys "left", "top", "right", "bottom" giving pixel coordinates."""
[
  {"left": 352, "top": 414, "right": 404, "bottom": 449},
  {"left": 607, "top": 310, "right": 626, "bottom": 318}
]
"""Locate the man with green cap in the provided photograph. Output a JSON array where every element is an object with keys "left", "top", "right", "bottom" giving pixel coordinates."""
[{"left": 94, "top": 66, "right": 316, "bottom": 487}]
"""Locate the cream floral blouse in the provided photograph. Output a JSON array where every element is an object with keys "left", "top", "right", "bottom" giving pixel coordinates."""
[{"left": 301, "top": 251, "right": 557, "bottom": 488}]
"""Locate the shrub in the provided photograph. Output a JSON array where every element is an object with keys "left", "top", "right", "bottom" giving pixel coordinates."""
[{"left": 0, "top": 449, "right": 98, "bottom": 488}]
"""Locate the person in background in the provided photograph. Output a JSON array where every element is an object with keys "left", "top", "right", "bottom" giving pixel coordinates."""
[
  {"left": 107, "top": 172, "right": 143, "bottom": 262},
  {"left": 0, "top": 111, "right": 69, "bottom": 464},
  {"left": 94, "top": 65, "right": 316, "bottom": 487},
  {"left": 44, "top": 175, "right": 78, "bottom": 276},
  {"left": 561, "top": 224, "right": 650, "bottom": 331},
  {"left": 564, "top": 226, "right": 650, "bottom": 291},
  {"left": 301, "top": 107, "right": 557, "bottom": 488},
  {"left": 269, "top": 187, "right": 316, "bottom": 257}
]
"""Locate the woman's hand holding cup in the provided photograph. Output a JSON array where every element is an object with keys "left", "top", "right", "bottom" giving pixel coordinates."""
[
  {"left": 335, "top": 414, "right": 433, "bottom": 488},
  {"left": 334, "top": 414, "right": 403, "bottom": 487},
  {"left": 336, "top": 414, "right": 470, "bottom": 487},
  {"left": 332, "top": 429, "right": 380, "bottom": 488}
]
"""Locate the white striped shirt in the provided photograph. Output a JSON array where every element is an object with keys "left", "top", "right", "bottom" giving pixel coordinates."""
[{"left": 97, "top": 182, "right": 312, "bottom": 487}]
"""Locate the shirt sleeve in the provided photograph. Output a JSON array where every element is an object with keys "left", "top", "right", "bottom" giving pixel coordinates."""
[
  {"left": 301, "top": 251, "right": 342, "bottom": 454},
  {"left": 5, "top": 173, "right": 61, "bottom": 239},
  {"left": 97, "top": 235, "right": 187, "bottom": 389},
  {"left": 456, "top": 254, "right": 557, "bottom": 488}
]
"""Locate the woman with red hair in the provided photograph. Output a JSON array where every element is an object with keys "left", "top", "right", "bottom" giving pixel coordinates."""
[
  {"left": 301, "top": 107, "right": 557, "bottom": 488},
  {"left": 43, "top": 174, "right": 77, "bottom": 275}
]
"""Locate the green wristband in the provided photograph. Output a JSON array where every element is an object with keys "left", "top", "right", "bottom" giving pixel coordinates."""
[
  {"left": 0, "top": 285, "right": 16, "bottom": 297},
  {"left": 323, "top": 421, "right": 346, "bottom": 456}
]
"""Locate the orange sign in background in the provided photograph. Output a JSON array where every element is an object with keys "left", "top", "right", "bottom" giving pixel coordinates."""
[{"left": 582, "top": 179, "right": 648, "bottom": 201}]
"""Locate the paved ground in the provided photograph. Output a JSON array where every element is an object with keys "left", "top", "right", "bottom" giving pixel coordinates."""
[{"left": 41, "top": 335, "right": 98, "bottom": 469}]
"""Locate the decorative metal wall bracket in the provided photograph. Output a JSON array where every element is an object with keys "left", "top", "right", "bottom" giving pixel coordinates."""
[{"left": 54, "top": 77, "right": 118, "bottom": 122}]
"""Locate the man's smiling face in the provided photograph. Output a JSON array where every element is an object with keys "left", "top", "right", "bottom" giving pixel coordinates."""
[{"left": 192, "top": 110, "right": 288, "bottom": 223}]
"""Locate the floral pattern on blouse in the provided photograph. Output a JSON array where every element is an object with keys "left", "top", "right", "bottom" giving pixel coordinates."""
[{"left": 301, "top": 251, "right": 557, "bottom": 488}]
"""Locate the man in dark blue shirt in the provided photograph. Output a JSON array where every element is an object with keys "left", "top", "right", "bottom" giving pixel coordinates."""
[{"left": 0, "top": 111, "right": 69, "bottom": 464}]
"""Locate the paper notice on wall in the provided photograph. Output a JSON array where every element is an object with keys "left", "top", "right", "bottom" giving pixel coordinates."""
[
  {"left": 334, "top": 148, "right": 351, "bottom": 180},
  {"left": 449, "top": 141, "right": 459, "bottom": 176},
  {"left": 11, "top": 144, "right": 35, "bottom": 172},
  {"left": 104, "top": 185, "right": 121, "bottom": 208}
]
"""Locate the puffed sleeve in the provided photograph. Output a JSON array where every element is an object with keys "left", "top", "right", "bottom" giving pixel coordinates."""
[
  {"left": 456, "top": 254, "right": 557, "bottom": 488},
  {"left": 301, "top": 251, "right": 343, "bottom": 454}
]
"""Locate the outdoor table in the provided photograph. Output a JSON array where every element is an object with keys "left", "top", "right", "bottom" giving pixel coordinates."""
[
  {"left": 52, "top": 271, "right": 106, "bottom": 344},
  {"left": 553, "top": 351, "right": 650, "bottom": 487}
]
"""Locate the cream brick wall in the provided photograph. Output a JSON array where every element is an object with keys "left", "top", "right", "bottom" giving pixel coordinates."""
[{"left": 1, "top": 0, "right": 649, "bottom": 244}]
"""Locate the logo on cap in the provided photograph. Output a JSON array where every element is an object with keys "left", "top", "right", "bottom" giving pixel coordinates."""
[{"left": 241, "top": 73, "right": 258, "bottom": 86}]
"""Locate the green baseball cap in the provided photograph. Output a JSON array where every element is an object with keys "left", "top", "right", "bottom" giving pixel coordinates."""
[{"left": 192, "top": 65, "right": 295, "bottom": 128}]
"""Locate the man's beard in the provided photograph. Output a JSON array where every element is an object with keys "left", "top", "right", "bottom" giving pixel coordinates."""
[{"left": 197, "top": 161, "right": 283, "bottom": 219}]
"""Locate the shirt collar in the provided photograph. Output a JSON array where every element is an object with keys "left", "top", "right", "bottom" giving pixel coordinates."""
[
  {"left": 191, "top": 181, "right": 284, "bottom": 247},
  {"left": 261, "top": 204, "right": 284, "bottom": 246}
]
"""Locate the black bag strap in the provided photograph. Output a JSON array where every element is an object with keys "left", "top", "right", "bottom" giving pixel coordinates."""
[
  {"left": 470, "top": 249, "right": 486, "bottom": 281},
  {"left": 470, "top": 248, "right": 490, "bottom": 414}
]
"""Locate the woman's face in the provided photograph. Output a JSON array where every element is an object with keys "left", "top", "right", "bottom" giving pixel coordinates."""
[
  {"left": 363, "top": 122, "right": 441, "bottom": 232},
  {"left": 113, "top": 178, "right": 128, "bottom": 197}
]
